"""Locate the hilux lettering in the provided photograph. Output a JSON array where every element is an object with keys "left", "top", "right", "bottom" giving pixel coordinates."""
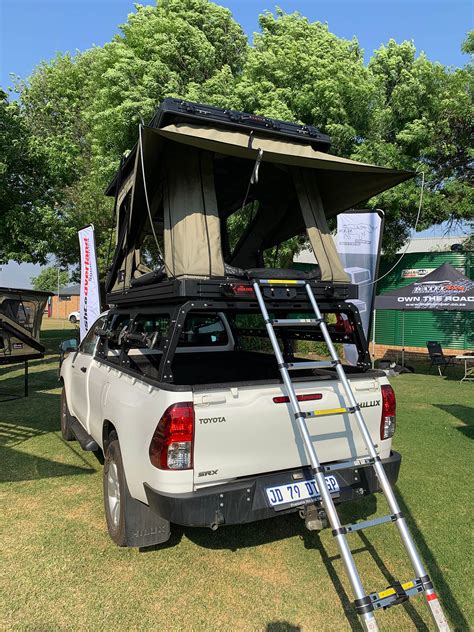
[
  {"left": 199, "top": 417, "right": 227, "bottom": 424},
  {"left": 359, "top": 400, "right": 380, "bottom": 408}
]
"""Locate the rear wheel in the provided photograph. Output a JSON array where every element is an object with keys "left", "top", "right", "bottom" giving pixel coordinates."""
[
  {"left": 60, "top": 387, "right": 75, "bottom": 441},
  {"left": 103, "top": 438, "right": 128, "bottom": 546},
  {"left": 103, "top": 435, "right": 171, "bottom": 548},
  {"left": 69, "top": 314, "right": 77, "bottom": 324}
]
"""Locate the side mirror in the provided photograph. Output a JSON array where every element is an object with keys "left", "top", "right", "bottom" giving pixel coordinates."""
[{"left": 59, "top": 338, "right": 78, "bottom": 353}]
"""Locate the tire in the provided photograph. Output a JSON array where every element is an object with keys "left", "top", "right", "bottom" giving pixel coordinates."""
[
  {"left": 69, "top": 315, "right": 77, "bottom": 324},
  {"left": 60, "top": 387, "right": 75, "bottom": 441},
  {"left": 103, "top": 437, "right": 171, "bottom": 548},
  {"left": 103, "top": 439, "right": 128, "bottom": 547}
]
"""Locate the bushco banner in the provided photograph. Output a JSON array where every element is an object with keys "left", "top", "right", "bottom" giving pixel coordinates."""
[
  {"left": 336, "top": 210, "right": 384, "bottom": 364},
  {"left": 78, "top": 225, "right": 101, "bottom": 341}
]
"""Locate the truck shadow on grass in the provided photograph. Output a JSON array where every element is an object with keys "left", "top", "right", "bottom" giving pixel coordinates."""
[
  {"left": 183, "top": 490, "right": 466, "bottom": 631},
  {"left": 305, "top": 490, "right": 467, "bottom": 631},
  {"left": 265, "top": 623, "right": 301, "bottom": 632},
  {"left": 0, "top": 364, "right": 96, "bottom": 482},
  {"left": 434, "top": 404, "right": 474, "bottom": 440}
]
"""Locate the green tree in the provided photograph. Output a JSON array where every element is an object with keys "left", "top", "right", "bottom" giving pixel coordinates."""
[
  {"left": 462, "top": 30, "right": 474, "bottom": 55},
  {"left": 4, "top": 4, "right": 473, "bottom": 270},
  {"left": 191, "top": 9, "right": 373, "bottom": 156},
  {"left": 10, "top": 0, "right": 247, "bottom": 273},
  {"left": 31, "top": 266, "right": 69, "bottom": 292},
  {"left": 88, "top": 0, "right": 247, "bottom": 170},
  {"left": 352, "top": 39, "right": 473, "bottom": 252},
  {"left": 0, "top": 89, "right": 63, "bottom": 264}
]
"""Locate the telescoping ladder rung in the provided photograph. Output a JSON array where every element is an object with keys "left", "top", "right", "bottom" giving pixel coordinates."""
[
  {"left": 363, "top": 578, "right": 425, "bottom": 612},
  {"left": 258, "top": 279, "right": 307, "bottom": 286},
  {"left": 335, "top": 513, "right": 401, "bottom": 535},
  {"left": 285, "top": 360, "right": 336, "bottom": 370},
  {"left": 272, "top": 318, "right": 323, "bottom": 326},
  {"left": 251, "top": 277, "right": 451, "bottom": 632},
  {"left": 304, "top": 405, "right": 357, "bottom": 418}
]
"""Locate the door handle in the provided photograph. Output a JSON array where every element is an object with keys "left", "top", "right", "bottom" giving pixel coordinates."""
[{"left": 80, "top": 367, "right": 87, "bottom": 373}]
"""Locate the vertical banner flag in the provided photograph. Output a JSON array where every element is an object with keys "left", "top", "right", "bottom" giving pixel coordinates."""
[
  {"left": 336, "top": 210, "right": 384, "bottom": 365},
  {"left": 78, "top": 224, "right": 101, "bottom": 341}
]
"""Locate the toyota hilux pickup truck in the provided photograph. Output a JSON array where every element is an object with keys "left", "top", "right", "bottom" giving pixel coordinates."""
[{"left": 60, "top": 303, "right": 400, "bottom": 548}]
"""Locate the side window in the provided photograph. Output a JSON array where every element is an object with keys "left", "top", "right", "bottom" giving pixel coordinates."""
[
  {"left": 134, "top": 314, "right": 170, "bottom": 338},
  {"left": 125, "top": 314, "right": 170, "bottom": 380},
  {"left": 107, "top": 313, "right": 131, "bottom": 351},
  {"left": 80, "top": 316, "right": 106, "bottom": 355},
  {"left": 179, "top": 314, "right": 228, "bottom": 347}
]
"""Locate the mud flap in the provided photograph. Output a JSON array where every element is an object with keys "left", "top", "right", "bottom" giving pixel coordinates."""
[{"left": 124, "top": 494, "right": 171, "bottom": 548}]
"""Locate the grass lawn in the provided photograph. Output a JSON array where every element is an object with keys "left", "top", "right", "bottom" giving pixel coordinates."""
[{"left": 0, "top": 323, "right": 472, "bottom": 631}]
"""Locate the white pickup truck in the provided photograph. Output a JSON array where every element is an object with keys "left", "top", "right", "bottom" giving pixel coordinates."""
[{"left": 60, "top": 307, "right": 400, "bottom": 548}]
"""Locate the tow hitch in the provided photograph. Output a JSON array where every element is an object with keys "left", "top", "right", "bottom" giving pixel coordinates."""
[{"left": 300, "top": 506, "right": 328, "bottom": 531}]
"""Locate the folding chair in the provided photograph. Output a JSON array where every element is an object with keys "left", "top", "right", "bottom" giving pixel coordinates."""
[{"left": 426, "top": 341, "right": 456, "bottom": 376}]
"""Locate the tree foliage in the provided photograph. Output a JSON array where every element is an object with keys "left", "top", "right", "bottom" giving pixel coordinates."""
[
  {"left": 31, "top": 266, "right": 69, "bottom": 292},
  {"left": 2, "top": 3, "right": 472, "bottom": 272},
  {"left": 89, "top": 0, "right": 247, "bottom": 169},
  {"left": 0, "top": 89, "right": 63, "bottom": 264},
  {"left": 352, "top": 39, "right": 473, "bottom": 251}
]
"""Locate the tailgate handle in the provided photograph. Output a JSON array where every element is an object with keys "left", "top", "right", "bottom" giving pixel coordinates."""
[
  {"left": 195, "top": 394, "right": 227, "bottom": 406},
  {"left": 353, "top": 380, "right": 378, "bottom": 392}
]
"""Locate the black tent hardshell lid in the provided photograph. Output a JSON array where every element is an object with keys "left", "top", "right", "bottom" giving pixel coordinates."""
[
  {"left": 106, "top": 99, "right": 414, "bottom": 293},
  {"left": 374, "top": 263, "right": 474, "bottom": 311}
]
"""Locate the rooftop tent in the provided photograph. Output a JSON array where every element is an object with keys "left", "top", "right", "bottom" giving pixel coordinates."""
[{"left": 106, "top": 101, "right": 413, "bottom": 293}]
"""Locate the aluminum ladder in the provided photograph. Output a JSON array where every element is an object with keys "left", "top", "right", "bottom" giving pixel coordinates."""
[{"left": 252, "top": 277, "right": 450, "bottom": 632}]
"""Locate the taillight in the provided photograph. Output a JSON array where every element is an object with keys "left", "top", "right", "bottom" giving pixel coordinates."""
[
  {"left": 230, "top": 284, "right": 255, "bottom": 296},
  {"left": 380, "top": 385, "right": 396, "bottom": 440},
  {"left": 149, "top": 402, "right": 194, "bottom": 470},
  {"left": 335, "top": 313, "right": 354, "bottom": 334},
  {"left": 273, "top": 393, "right": 323, "bottom": 404}
]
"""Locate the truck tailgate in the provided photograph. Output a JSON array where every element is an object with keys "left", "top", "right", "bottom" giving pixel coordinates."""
[{"left": 193, "top": 377, "right": 388, "bottom": 489}]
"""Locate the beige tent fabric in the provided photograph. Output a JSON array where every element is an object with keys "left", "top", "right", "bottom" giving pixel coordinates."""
[
  {"left": 107, "top": 123, "right": 412, "bottom": 288},
  {"left": 153, "top": 124, "right": 412, "bottom": 218},
  {"left": 292, "top": 169, "right": 349, "bottom": 283},
  {"left": 155, "top": 123, "right": 408, "bottom": 172},
  {"left": 163, "top": 144, "right": 224, "bottom": 277},
  {"left": 116, "top": 171, "right": 135, "bottom": 212},
  {"left": 231, "top": 200, "right": 289, "bottom": 268}
]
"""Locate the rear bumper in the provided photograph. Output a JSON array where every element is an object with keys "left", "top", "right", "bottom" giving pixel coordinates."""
[{"left": 144, "top": 451, "right": 401, "bottom": 528}]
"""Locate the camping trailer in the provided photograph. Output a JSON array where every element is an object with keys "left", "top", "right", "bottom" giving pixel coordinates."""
[
  {"left": 0, "top": 286, "right": 51, "bottom": 399},
  {"left": 0, "top": 287, "right": 50, "bottom": 366}
]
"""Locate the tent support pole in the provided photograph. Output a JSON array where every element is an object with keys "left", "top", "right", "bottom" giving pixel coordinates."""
[
  {"left": 402, "top": 310, "right": 405, "bottom": 367},
  {"left": 372, "top": 309, "right": 376, "bottom": 369}
]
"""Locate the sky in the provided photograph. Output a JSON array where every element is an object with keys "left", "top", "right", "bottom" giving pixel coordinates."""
[
  {"left": 0, "top": 0, "right": 471, "bottom": 287},
  {"left": 1, "top": 0, "right": 472, "bottom": 90}
]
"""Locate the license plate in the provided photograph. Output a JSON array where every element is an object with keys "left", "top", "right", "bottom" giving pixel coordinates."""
[{"left": 265, "top": 476, "right": 340, "bottom": 507}]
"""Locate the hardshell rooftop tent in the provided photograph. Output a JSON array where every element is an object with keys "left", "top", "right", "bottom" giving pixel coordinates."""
[
  {"left": 0, "top": 287, "right": 51, "bottom": 365},
  {"left": 105, "top": 99, "right": 413, "bottom": 296}
]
